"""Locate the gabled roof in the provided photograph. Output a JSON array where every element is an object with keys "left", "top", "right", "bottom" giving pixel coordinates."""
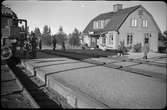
[{"left": 83, "top": 5, "right": 141, "bottom": 33}]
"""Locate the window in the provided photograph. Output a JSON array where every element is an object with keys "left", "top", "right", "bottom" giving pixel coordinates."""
[
  {"left": 93, "top": 21, "right": 98, "bottom": 29},
  {"left": 144, "top": 33, "right": 151, "bottom": 44},
  {"left": 98, "top": 21, "right": 101, "bottom": 28},
  {"left": 1, "top": 18, "right": 8, "bottom": 28},
  {"left": 93, "top": 20, "right": 105, "bottom": 29},
  {"left": 127, "top": 33, "right": 133, "bottom": 45},
  {"left": 98, "top": 20, "right": 104, "bottom": 29},
  {"left": 100, "top": 20, "right": 105, "bottom": 28},
  {"left": 131, "top": 19, "right": 137, "bottom": 27},
  {"left": 108, "top": 34, "right": 113, "bottom": 45},
  {"left": 142, "top": 19, "right": 148, "bottom": 27}
]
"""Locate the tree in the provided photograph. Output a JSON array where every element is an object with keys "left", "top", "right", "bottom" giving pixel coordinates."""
[
  {"left": 34, "top": 27, "right": 41, "bottom": 39},
  {"left": 52, "top": 34, "right": 57, "bottom": 50},
  {"left": 42, "top": 25, "right": 52, "bottom": 46},
  {"left": 158, "top": 32, "right": 165, "bottom": 41},
  {"left": 164, "top": 30, "right": 167, "bottom": 35},
  {"left": 43, "top": 25, "right": 49, "bottom": 34},
  {"left": 56, "top": 26, "right": 67, "bottom": 50},
  {"left": 163, "top": 30, "right": 167, "bottom": 47},
  {"left": 163, "top": 30, "right": 167, "bottom": 40},
  {"left": 69, "top": 28, "right": 81, "bottom": 47}
]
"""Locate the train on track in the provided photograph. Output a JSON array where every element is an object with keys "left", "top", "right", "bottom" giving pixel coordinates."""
[{"left": 1, "top": 4, "right": 30, "bottom": 63}]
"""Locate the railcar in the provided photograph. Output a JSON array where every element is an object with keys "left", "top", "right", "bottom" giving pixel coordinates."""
[{"left": 1, "top": 4, "right": 29, "bottom": 63}]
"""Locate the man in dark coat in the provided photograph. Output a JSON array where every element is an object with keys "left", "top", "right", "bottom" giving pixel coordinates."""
[
  {"left": 39, "top": 39, "right": 42, "bottom": 50},
  {"left": 31, "top": 33, "right": 37, "bottom": 58},
  {"left": 52, "top": 36, "right": 57, "bottom": 51},
  {"left": 62, "top": 41, "right": 65, "bottom": 51}
]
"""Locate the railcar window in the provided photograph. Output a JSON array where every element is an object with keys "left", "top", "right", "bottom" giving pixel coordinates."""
[{"left": 1, "top": 17, "right": 8, "bottom": 28}]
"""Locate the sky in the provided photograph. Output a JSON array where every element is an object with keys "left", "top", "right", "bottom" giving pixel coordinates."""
[{"left": 2, "top": 0, "right": 167, "bottom": 35}]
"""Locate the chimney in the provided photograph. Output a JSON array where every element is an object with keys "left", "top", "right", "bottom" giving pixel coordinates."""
[{"left": 113, "top": 4, "right": 123, "bottom": 12}]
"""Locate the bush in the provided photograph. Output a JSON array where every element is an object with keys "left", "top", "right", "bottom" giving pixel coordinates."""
[
  {"left": 133, "top": 43, "right": 142, "bottom": 52},
  {"left": 118, "top": 41, "right": 128, "bottom": 55},
  {"left": 126, "top": 45, "right": 132, "bottom": 52}
]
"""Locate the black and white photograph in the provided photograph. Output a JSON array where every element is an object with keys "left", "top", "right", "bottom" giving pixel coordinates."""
[{"left": 1, "top": 0, "right": 167, "bottom": 109}]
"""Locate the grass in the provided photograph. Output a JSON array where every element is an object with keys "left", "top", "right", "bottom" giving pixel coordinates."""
[{"left": 42, "top": 49, "right": 118, "bottom": 58}]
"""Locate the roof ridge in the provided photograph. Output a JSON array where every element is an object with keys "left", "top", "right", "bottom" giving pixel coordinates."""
[{"left": 98, "top": 5, "right": 141, "bottom": 17}]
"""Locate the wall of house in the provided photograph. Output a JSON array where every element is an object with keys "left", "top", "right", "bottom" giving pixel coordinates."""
[
  {"left": 83, "top": 35, "right": 91, "bottom": 47},
  {"left": 105, "top": 32, "right": 113, "bottom": 48},
  {"left": 119, "top": 6, "right": 160, "bottom": 52}
]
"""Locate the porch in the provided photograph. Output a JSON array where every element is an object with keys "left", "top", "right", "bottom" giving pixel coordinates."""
[{"left": 88, "top": 31, "right": 118, "bottom": 50}]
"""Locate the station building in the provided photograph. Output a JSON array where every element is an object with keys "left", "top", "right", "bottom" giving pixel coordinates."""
[{"left": 82, "top": 4, "right": 161, "bottom": 52}]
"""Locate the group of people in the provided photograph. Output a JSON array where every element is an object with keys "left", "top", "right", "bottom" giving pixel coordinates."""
[{"left": 23, "top": 33, "right": 42, "bottom": 58}]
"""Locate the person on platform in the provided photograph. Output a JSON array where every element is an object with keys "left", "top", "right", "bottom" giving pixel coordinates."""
[
  {"left": 39, "top": 38, "right": 42, "bottom": 50},
  {"left": 31, "top": 33, "right": 37, "bottom": 58},
  {"left": 52, "top": 35, "right": 57, "bottom": 51},
  {"left": 143, "top": 39, "right": 150, "bottom": 59}
]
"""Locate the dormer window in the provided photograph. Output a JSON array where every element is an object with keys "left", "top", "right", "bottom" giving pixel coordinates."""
[
  {"left": 93, "top": 21, "right": 98, "bottom": 29},
  {"left": 93, "top": 20, "right": 107, "bottom": 29}
]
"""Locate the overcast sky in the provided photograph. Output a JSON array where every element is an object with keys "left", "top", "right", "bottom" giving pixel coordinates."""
[{"left": 2, "top": 0, "right": 167, "bottom": 35}]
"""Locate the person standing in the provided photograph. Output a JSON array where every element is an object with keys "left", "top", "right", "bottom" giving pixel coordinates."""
[
  {"left": 52, "top": 35, "right": 57, "bottom": 51},
  {"left": 62, "top": 41, "right": 66, "bottom": 51},
  {"left": 31, "top": 33, "right": 37, "bottom": 58},
  {"left": 39, "top": 38, "right": 42, "bottom": 50},
  {"left": 143, "top": 41, "right": 150, "bottom": 59}
]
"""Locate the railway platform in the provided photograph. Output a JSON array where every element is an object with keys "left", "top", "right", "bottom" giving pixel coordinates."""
[
  {"left": 1, "top": 64, "right": 39, "bottom": 108},
  {"left": 21, "top": 52, "right": 166, "bottom": 109}
]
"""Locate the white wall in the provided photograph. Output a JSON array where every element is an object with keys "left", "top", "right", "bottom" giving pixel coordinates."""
[{"left": 83, "top": 35, "right": 91, "bottom": 47}]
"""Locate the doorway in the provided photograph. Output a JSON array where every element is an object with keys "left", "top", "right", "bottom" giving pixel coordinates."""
[
  {"left": 91, "top": 37, "right": 97, "bottom": 48},
  {"left": 144, "top": 33, "right": 151, "bottom": 44}
]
